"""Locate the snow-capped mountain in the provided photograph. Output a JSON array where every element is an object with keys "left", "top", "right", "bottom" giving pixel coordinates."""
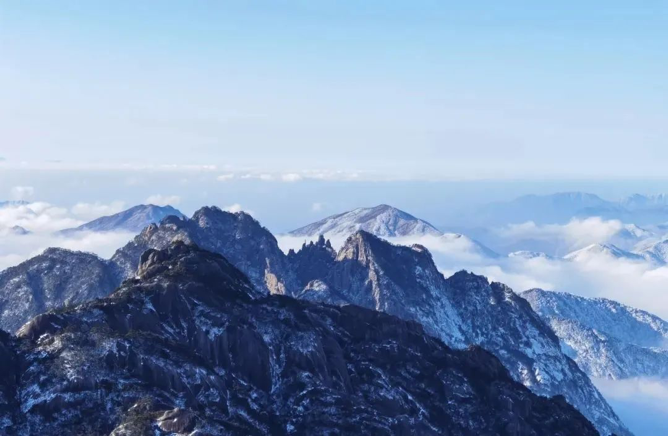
[
  {"left": 60, "top": 204, "right": 185, "bottom": 234},
  {"left": 289, "top": 204, "right": 442, "bottom": 238},
  {"left": 563, "top": 243, "right": 647, "bottom": 263},
  {"left": 0, "top": 242, "right": 599, "bottom": 435},
  {"left": 522, "top": 289, "right": 668, "bottom": 379},
  {"left": 635, "top": 238, "right": 668, "bottom": 264},
  {"left": 0, "top": 248, "right": 121, "bottom": 332},
  {"left": 620, "top": 193, "right": 668, "bottom": 210},
  {"left": 295, "top": 231, "right": 630, "bottom": 436}
]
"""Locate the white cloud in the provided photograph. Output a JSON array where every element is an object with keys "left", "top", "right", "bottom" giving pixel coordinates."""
[
  {"left": 0, "top": 230, "right": 135, "bottom": 271},
  {"left": 0, "top": 202, "right": 83, "bottom": 233},
  {"left": 145, "top": 194, "right": 181, "bottom": 206},
  {"left": 216, "top": 173, "right": 235, "bottom": 182},
  {"left": 311, "top": 202, "right": 324, "bottom": 212},
  {"left": 223, "top": 203, "right": 254, "bottom": 216},
  {"left": 281, "top": 173, "right": 303, "bottom": 182},
  {"left": 10, "top": 186, "right": 34, "bottom": 201},
  {"left": 71, "top": 201, "right": 126, "bottom": 220},
  {"left": 499, "top": 217, "right": 625, "bottom": 253}
]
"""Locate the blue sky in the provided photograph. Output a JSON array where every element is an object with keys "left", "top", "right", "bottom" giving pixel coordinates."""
[{"left": 1, "top": 1, "right": 667, "bottom": 178}]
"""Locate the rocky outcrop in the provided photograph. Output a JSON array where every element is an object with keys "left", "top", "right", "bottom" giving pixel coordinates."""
[
  {"left": 0, "top": 248, "right": 121, "bottom": 332},
  {"left": 3, "top": 242, "right": 599, "bottom": 435}
]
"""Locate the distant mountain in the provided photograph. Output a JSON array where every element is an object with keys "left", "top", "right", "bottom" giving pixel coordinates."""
[
  {"left": 563, "top": 243, "right": 647, "bottom": 263},
  {"left": 474, "top": 192, "right": 613, "bottom": 226},
  {"left": 0, "top": 242, "right": 600, "bottom": 435},
  {"left": 620, "top": 193, "right": 668, "bottom": 210},
  {"left": 0, "top": 226, "right": 31, "bottom": 236},
  {"left": 473, "top": 192, "right": 668, "bottom": 227},
  {"left": 60, "top": 204, "right": 185, "bottom": 234},
  {"left": 295, "top": 231, "right": 630, "bottom": 436},
  {"left": 523, "top": 289, "right": 668, "bottom": 380},
  {"left": 635, "top": 238, "right": 668, "bottom": 264},
  {"left": 289, "top": 204, "right": 442, "bottom": 238},
  {"left": 0, "top": 248, "right": 120, "bottom": 332}
]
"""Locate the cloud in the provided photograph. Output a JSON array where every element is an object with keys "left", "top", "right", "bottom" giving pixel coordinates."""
[
  {"left": 223, "top": 203, "right": 254, "bottom": 216},
  {"left": 71, "top": 201, "right": 126, "bottom": 220},
  {"left": 593, "top": 377, "right": 668, "bottom": 435},
  {"left": 311, "top": 202, "right": 324, "bottom": 212},
  {"left": 145, "top": 194, "right": 181, "bottom": 206},
  {"left": 281, "top": 173, "right": 303, "bottom": 182},
  {"left": 498, "top": 217, "right": 625, "bottom": 254},
  {"left": 10, "top": 186, "right": 35, "bottom": 201},
  {"left": 216, "top": 174, "right": 235, "bottom": 182},
  {"left": 0, "top": 202, "right": 83, "bottom": 233}
]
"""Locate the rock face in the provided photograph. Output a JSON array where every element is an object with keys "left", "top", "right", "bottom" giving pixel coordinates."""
[
  {"left": 2, "top": 242, "right": 600, "bottom": 436},
  {"left": 297, "top": 231, "right": 631, "bottom": 436},
  {"left": 112, "top": 207, "right": 297, "bottom": 295},
  {"left": 60, "top": 204, "right": 185, "bottom": 234},
  {"left": 523, "top": 289, "right": 668, "bottom": 379},
  {"left": 0, "top": 248, "right": 121, "bottom": 332},
  {"left": 289, "top": 204, "right": 442, "bottom": 238}
]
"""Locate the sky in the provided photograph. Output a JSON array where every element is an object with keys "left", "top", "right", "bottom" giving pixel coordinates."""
[{"left": 2, "top": 1, "right": 668, "bottom": 179}]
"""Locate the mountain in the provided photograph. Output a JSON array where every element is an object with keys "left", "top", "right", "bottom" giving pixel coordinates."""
[
  {"left": 635, "top": 238, "right": 668, "bottom": 264},
  {"left": 0, "top": 248, "right": 121, "bottom": 332},
  {"left": 474, "top": 192, "right": 614, "bottom": 226},
  {"left": 472, "top": 192, "right": 668, "bottom": 227},
  {"left": 60, "top": 204, "right": 185, "bottom": 234},
  {"left": 295, "top": 231, "right": 630, "bottom": 436},
  {"left": 563, "top": 243, "right": 647, "bottom": 263},
  {"left": 289, "top": 204, "right": 442, "bottom": 238},
  {"left": 112, "top": 206, "right": 297, "bottom": 295},
  {"left": 620, "top": 194, "right": 668, "bottom": 210},
  {"left": 0, "top": 242, "right": 599, "bottom": 435},
  {"left": 0, "top": 225, "right": 31, "bottom": 236},
  {"left": 522, "top": 289, "right": 668, "bottom": 380}
]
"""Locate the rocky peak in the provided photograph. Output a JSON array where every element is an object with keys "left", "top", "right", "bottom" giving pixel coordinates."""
[
  {"left": 295, "top": 237, "right": 631, "bottom": 436},
  {"left": 111, "top": 206, "right": 297, "bottom": 296},
  {"left": 287, "top": 235, "right": 336, "bottom": 288}
]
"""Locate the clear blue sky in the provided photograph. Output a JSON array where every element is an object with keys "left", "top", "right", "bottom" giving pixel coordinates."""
[{"left": 1, "top": 1, "right": 667, "bottom": 178}]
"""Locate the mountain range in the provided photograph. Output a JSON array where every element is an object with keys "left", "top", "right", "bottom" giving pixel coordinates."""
[
  {"left": 472, "top": 192, "right": 668, "bottom": 227},
  {"left": 5, "top": 202, "right": 668, "bottom": 434},
  {"left": 0, "top": 242, "right": 600, "bottom": 435},
  {"left": 523, "top": 289, "right": 668, "bottom": 380}
]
